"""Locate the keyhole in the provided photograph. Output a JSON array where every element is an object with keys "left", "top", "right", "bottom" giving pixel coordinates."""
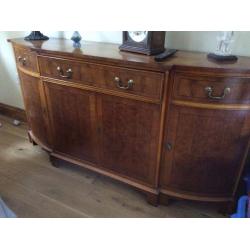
[{"left": 166, "top": 143, "right": 172, "bottom": 151}]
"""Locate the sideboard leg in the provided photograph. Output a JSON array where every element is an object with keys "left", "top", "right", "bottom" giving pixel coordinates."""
[
  {"left": 27, "top": 132, "right": 37, "bottom": 145},
  {"left": 49, "top": 155, "right": 60, "bottom": 168},
  {"left": 218, "top": 201, "right": 235, "bottom": 216},
  {"left": 159, "top": 193, "right": 171, "bottom": 206},
  {"left": 27, "top": 132, "right": 32, "bottom": 143},
  {"left": 146, "top": 193, "right": 159, "bottom": 207}
]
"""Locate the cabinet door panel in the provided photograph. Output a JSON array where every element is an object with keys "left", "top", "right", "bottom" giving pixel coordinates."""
[
  {"left": 19, "top": 72, "right": 49, "bottom": 147},
  {"left": 161, "top": 105, "right": 250, "bottom": 196},
  {"left": 44, "top": 82, "right": 98, "bottom": 163},
  {"left": 98, "top": 94, "right": 161, "bottom": 186}
]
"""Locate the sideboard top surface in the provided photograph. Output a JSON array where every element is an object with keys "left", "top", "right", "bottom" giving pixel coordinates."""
[{"left": 9, "top": 38, "right": 250, "bottom": 73}]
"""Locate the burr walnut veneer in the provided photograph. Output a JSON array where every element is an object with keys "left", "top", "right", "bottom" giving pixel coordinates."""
[{"left": 9, "top": 38, "right": 250, "bottom": 208}]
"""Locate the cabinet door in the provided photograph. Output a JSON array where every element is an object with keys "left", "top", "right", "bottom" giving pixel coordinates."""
[
  {"left": 160, "top": 105, "right": 250, "bottom": 196},
  {"left": 97, "top": 94, "right": 161, "bottom": 186},
  {"left": 19, "top": 72, "right": 49, "bottom": 147},
  {"left": 44, "top": 82, "right": 98, "bottom": 164}
]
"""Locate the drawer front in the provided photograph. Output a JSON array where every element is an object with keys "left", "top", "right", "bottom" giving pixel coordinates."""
[
  {"left": 39, "top": 56, "right": 164, "bottom": 101},
  {"left": 173, "top": 73, "right": 250, "bottom": 104},
  {"left": 14, "top": 46, "right": 38, "bottom": 73}
]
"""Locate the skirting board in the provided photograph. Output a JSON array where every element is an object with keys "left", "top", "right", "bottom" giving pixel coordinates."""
[{"left": 0, "top": 102, "right": 27, "bottom": 122}]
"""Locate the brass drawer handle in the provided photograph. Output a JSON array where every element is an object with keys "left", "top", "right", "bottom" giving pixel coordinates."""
[
  {"left": 205, "top": 86, "right": 231, "bottom": 100},
  {"left": 57, "top": 66, "right": 73, "bottom": 79},
  {"left": 114, "top": 77, "right": 133, "bottom": 90},
  {"left": 17, "top": 56, "right": 27, "bottom": 66}
]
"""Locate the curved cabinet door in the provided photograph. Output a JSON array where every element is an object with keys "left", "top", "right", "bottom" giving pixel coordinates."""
[
  {"left": 160, "top": 105, "right": 250, "bottom": 198},
  {"left": 44, "top": 82, "right": 99, "bottom": 164},
  {"left": 97, "top": 94, "right": 161, "bottom": 187},
  {"left": 19, "top": 71, "right": 50, "bottom": 148}
]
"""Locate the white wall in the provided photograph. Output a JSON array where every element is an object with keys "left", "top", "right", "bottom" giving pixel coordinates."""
[
  {"left": 1, "top": 31, "right": 250, "bottom": 109},
  {"left": 0, "top": 31, "right": 27, "bottom": 108},
  {"left": 166, "top": 31, "right": 250, "bottom": 56},
  {"left": 0, "top": 31, "right": 64, "bottom": 108}
]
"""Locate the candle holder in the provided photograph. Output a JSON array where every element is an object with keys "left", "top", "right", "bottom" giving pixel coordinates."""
[{"left": 24, "top": 31, "right": 49, "bottom": 41}]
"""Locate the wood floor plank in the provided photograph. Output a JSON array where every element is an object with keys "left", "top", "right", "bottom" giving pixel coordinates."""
[
  {"left": 0, "top": 175, "right": 87, "bottom": 218},
  {"left": 0, "top": 114, "right": 28, "bottom": 139},
  {"left": 0, "top": 115, "right": 223, "bottom": 217}
]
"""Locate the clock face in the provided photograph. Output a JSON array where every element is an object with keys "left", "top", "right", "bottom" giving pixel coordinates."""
[{"left": 128, "top": 31, "right": 148, "bottom": 43}]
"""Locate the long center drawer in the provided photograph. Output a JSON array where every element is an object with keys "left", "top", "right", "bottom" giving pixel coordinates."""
[{"left": 38, "top": 56, "right": 164, "bottom": 102}]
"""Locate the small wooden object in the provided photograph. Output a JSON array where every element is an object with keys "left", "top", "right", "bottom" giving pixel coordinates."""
[{"left": 207, "top": 53, "right": 238, "bottom": 62}]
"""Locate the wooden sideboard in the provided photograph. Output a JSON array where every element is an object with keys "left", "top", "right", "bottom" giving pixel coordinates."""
[{"left": 9, "top": 38, "right": 250, "bottom": 209}]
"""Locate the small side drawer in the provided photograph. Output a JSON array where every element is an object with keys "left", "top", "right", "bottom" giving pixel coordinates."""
[
  {"left": 173, "top": 72, "right": 250, "bottom": 104},
  {"left": 14, "top": 46, "right": 38, "bottom": 73},
  {"left": 38, "top": 56, "right": 164, "bottom": 101}
]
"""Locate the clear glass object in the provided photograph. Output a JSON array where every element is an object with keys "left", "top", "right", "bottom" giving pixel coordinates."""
[
  {"left": 71, "top": 31, "right": 82, "bottom": 48},
  {"left": 128, "top": 31, "right": 148, "bottom": 42},
  {"left": 215, "top": 31, "right": 234, "bottom": 56}
]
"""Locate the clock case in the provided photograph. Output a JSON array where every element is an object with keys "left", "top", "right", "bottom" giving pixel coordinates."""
[{"left": 119, "top": 31, "right": 166, "bottom": 55}]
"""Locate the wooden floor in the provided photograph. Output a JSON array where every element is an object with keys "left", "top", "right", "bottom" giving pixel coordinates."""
[{"left": 0, "top": 114, "right": 224, "bottom": 218}]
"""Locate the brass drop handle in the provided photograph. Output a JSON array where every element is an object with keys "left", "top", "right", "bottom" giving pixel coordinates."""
[
  {"left": 57, "top": 66, "right": 73, "bottom": 79},
  {"left": 114, "top": 77, "right": 133, "bottom": 90},
  {"left": 205, "top": 86, "right": 231, "bottom": 100},
  {"left": 17, "top": 56, "right": 27, "bottom": 66}
]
